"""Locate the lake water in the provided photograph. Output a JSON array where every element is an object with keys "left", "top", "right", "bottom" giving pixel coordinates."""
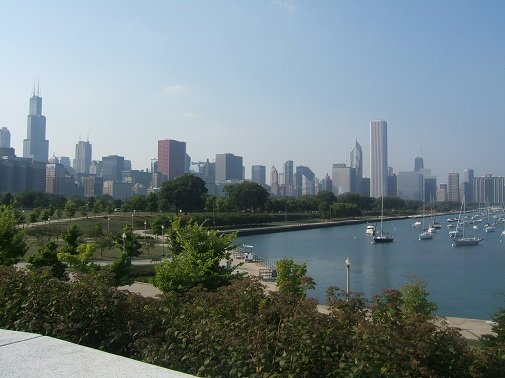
[{"left": 237, "top": 218, "right": 505, "bottom": 320}]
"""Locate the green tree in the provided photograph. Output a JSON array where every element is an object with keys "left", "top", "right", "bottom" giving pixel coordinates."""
[
  {"left": 0, "top": 204, "right": 28, "bottom": 265},
  {"left": 154, "top": 218, "right": 238, "bottom": 293},
  {"left": 58, "top": 243, "right": 97, "bottom": 273},
  {"left": 224, "top": 181, "right": 270, "bottom": 211},
  {"left": 60, "top": 224, "right": 82, "bottom": 255},
  {"left": 400, "top": 279, "right": 438, "bottom": 319},
  {"left": 275, "top": 259, "right": 315, "bottom": 299},
  {"left": 116, "top": 225, "right": 142, "bottom": 265},
  {"left": 159, "top": 174, "right": 208, "bottom": 214},
  {"left": 64, "top": 199, "right": 77, "bottom": 220},
  {"left": 28, "top": 241, "right": 66, "bottom": 279},
  {"left": 145, "top": 192, "right": 158, "bottom": 214}
]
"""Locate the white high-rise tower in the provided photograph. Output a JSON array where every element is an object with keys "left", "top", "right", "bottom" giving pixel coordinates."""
[{"left": 370, "top": 120, "right": 388, "bottom": 198}]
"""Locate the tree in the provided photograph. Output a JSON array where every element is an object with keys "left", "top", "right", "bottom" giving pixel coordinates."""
[
  {"left": 64, "top": 199, "right": 77, "bottom": 221},
  {"left": 400, "top": 279, "right": 438, "bottom": 319},
  {"left": 154, "top": 218, "right": 238, "bottom": 293},
  {"left": 28, "top": 241, "right": 66, "bottom": 279},
  {"left": 58, "top": 243, "right": 97, "bottom": 273},
  {"left": 224, "top": 181, "right": 269, "bottom": 211},
  {"left": 60, "top": 224, "right": 82, "bottom": 255},
  {"left": 145, "top": 192, "right": 158, "bottom": 214},
  {"left": 159, "top": 174, "right": 208, "bottom": 213},
  {"left": 115, "top": 225, "right": 142, "bottom": 265},
  {"left": 275, "top": 259, "right": 315, "bottom": 299},
  {"left": 0, "top": 204, "right": 28, "bottom": 265}
]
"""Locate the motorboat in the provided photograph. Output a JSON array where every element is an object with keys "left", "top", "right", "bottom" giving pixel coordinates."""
[{"left": 365, "top": 224, "right": 376, "bottom": 236}]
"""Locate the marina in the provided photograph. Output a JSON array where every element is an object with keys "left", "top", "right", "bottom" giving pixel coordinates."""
[{"left": 237, "top": 216, "right": 505, "bottom": 320}]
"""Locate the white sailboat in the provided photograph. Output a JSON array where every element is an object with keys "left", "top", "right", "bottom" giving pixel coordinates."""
[
  {"left": 452, "top": 197, "right": 483, "bottom": 247},
  {"left": 373, "top": 196, "right": 394, "bottom": 243},
  {"left": 419, "top": 201, "right": 433, "bottom": 240}
]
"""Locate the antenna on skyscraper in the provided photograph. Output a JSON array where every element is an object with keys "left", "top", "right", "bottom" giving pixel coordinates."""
[{"left": 37, "top": 78, "right": 40, "bottom": 96}]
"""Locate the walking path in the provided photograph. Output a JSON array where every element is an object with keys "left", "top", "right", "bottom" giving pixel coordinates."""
[{"left": 121, "top": 252, "right": 496, "bottom": 340}]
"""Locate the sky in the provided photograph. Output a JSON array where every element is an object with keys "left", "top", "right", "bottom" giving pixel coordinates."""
[{"left": 1, "top": 0, "right": 504, "bottom": 183}]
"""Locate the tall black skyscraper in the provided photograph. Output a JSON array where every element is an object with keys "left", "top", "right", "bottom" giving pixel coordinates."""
[{"left": 23, "top": 85, "right": 49, "bottom": 162}]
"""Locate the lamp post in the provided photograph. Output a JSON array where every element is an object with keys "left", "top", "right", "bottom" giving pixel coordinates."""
[
  {"left": 131, "top": 213, "right": 134, "bottom": 230},
  {"left": 107, "top": 218, "right": 110, "bottom": 233},
  {"left": 143, "top": 221, "right": 147, "bottom": 253},
  {"left": 345, "top": 257, "right": 351, "bottom": 300},
  {"left": 47, "top": 217, "right": 51, "bottom": 241},
  {"left": 161, "top": 225, "right": 165, "bottom": 257}
]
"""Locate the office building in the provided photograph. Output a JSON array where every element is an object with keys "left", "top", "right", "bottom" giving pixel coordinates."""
[
  {"left": 295, "top": 166, "right": 315, "bottom": 196},
  {"left": 396, "top": 171, "right": 424, "bottom": 201},
  {"left": 0, "top": 127, "right": 11, "bottom": 148},
  {"left": 283, "top": 160, "right": 294, "bottom": 196},
  {"left": 251, "top": 165, "right": 266, "bottom": 186},
  {"left": 73, "top": 140, "right": 92, "bottom": 175},
  {"left": 0, "top": 157, "right": 46, "bottom": 193},
  {"left": 45, "top": 156, "right": 77, "bottom": 196},
  {"left": 349, "top": 140, "right": 363, "bottom": 194},
  {"left": 332, "top": 164, "right": 355, "bottom": 195},
  {"left": 447, "top": 172, "right": 460, "bottom": 202},
  {"left": 463, "top": 169, "right": 475, "bottom": 203},
  {"left": 414, "top": 157, "right": 424, "bottom": 171},
  {"left": 370, "top": 120, "right": 388, "bottom": 198},
  {"left": 101, "top": 155, "right": 125, "bottom": 182},
  {"left": 215, "top": 153, "right": 243, "bottom": 182},
  {"left": 321, "top": 173, "right": 332, "bottom": 193},
  {"left": 474, "top": 174, "right": 505, "bottom": 205},
  {"left": 157, "top": 139, "right": 186, "bottom": 181},
  {"left": 270, "top": 166, "right": 279, "bottom": 195},
  {"left": 23, "top": 87, "right": 49, "bottom": 162}
]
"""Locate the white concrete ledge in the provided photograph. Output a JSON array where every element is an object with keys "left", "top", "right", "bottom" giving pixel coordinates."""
[{"left": 0, "top": 329, "right": 195, "bottom": 378}]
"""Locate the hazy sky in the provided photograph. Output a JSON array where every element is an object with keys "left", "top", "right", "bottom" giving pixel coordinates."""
[{"left": 1, "top": 1, "right": 504, "bottom": 183}]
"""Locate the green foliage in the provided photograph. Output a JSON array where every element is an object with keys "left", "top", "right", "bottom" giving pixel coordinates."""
[
  {"left": 154, "top": 218, "right": 238, "bottom": 293},
  {"left": 61, "top": 224, "right": 82, "bottom": 255},
  {"left": 224, "top": 181, "right": 270, "bottom": 211},
  {"left": 159, "top": 174, "right": 208, "bottom": 213},
  {"left": 0, "top": 204, "right": 28, "bottom": 265},
  {"left": 275, "top": 258, "right": 315, "bottom": 299},
  {"left": 64, "top": 199, "right": 77, "bottom": 220},
  {"left": 400, "top": 279, "right": 438, "bottom": 319},
  {"left": 58, "top": 243, "right": 97, "bottom": 273},
  {"left": 28, "top": 241, "right": 66, "bottom": 279}
]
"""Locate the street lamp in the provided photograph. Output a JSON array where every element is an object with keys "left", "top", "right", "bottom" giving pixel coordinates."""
[
  {"left": 161, "top": 225, "right": 165, "bottom": 257},
  {"left": 131, "top": 213, "right": 134, "bottom": 230},
  {"left": 107, "top": 218, "right": 110, "bottom": 233},
  {"left": 345, "top": 257, "right": 351, "bottom": 300},
  {"left": 47, "top": 217, "right": 51, "bottom": 241},
  {"left": 144, "top": 221, "right": 147, "bottom": 253}
]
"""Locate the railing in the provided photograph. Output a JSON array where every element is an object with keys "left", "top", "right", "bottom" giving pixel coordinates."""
[{"left": 232, "top": 244, "right": 277, "bottom": 281}]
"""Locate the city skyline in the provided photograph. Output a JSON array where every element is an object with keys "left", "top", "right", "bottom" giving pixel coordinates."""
[{"left": 1, "top": 2, "right": 505, "bottom": 181}]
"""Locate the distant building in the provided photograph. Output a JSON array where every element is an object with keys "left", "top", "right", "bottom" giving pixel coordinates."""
[
  {"left": 370, "top": 120, "right": 388, "bottom": 198},
  {"left": 157, "top": 139, "right": 186, "bottom": 181},
  {"left": 103, "top": 180, "right": 132, "bottom": 201},
  {"left": 46, "top": 156, "right": 77, "bottom": 196},
  {"left": 321, "top": 173, "right": 332, "bottom": 193},
  {"left": 101, "top": 155, "right": 125, "bottom": 182},
  {"left": 283, "top": 160, "right": 294, "bottom": 196},
  {"left": 474, "top": 174, "right": 505, "bottom": 205},
  {"left": 215, "top": 153, "right": 243, "bottom": 182},
  {"left": 0, "top": 157, "right": 46, "bottom": 193},
  {"left": 437, "top": 184, "right": 448, "bottom": 202},
  {"left": 251, "top": 165, "right": 266, "bottom": 186},
  {"left": 447, "top": 172, "right": 460, "bottom": 202},
  {"left": 23, "top": 88, "right": 49, "bottom": 162},
  {"left": 414, "top": 157, "right": 424, "bottom": 171},
  {"left": 463, "top": 169, "right": 475, "bottom": 203},
  {"left": 295, "top": 166, "right": 315, "bottom": 196},
  {"left": 331, "top": 164, "right": 355, "bottom": 195},
  {"left": 73, "top": 140, "right": 92, "bottom": 175},
  {"left": 270, "top": 166, "right": 279, "bottom": 195},
  {"left": 83, "top": 176, "right": 103, "bottom": 197},
  {"left": 396, "top": 171, "right": 424, "bottom": 201},
  {"left": 0, "top": 127, "right": 11, "bottom": 148},
  {"left": 349, "top": 140, "right": 363, "bottom": 194}
]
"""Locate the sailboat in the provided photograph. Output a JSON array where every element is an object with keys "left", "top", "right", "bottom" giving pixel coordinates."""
[
  {"left": 419, "top": 201, "right": 433, "bottom": 240},
  {"left": 452, "top": 197, "right": 483, "bottom": 247},
  {"left": 373, "top": 196, "right": 394, "bottom": 243}
]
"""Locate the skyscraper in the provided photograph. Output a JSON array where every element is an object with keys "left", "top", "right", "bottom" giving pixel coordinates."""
[
  {"left": 349, "top": 140, "right": 363, "bottom": 194},
  {"left": 157, "top": 139, "right": 186, "bottom": 181},
  {"left": 447, "top": 172, "right": 460, "bottom": 202},
  {"left": 73, "top": 140, "right": 92, "bottom": 175},
  {"left": 270, "top": 166, "right": 279, "bottom": 195},
  {"left": 0, "top": 127, "right": 11, "bottom": 148},
  {"left": 283, "top": 160, "right": 294, "bottom": 196},
  {"left": 23, "top": 87, "right": 49, "bottom": 162},
  {"left": 463, "top": 168, "right": 474, "bottom": 203},
  {"left": 370, "top": 120, "right": 388, "bottom": 198},
  {"left": 251, "top": 165, "right": 266, "bottom": 186},
  {"left": 294, "top": 166, "right": 315, "bottom": 196},
  {"left": 215, "top": 153, "right": 243, "bottom": 182},
  {"left": 414, "top": 157, "right": 424, "bottom": 171}
]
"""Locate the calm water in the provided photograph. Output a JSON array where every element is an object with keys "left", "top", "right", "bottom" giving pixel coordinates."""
[{"left": 237, "top": 218, "right": 505, "bottom": 320}]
